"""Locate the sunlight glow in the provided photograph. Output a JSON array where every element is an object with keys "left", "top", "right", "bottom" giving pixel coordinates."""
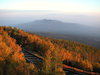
[{"left": 0, "top": 0, "right": 100, "bottom": 13}]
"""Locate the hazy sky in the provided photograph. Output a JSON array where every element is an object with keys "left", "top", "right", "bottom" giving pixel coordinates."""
[
  {"left": 0, "top": 0, "right": 100, "bottom": 13},
  {"left": 0, "top": 0, "right": 100, "bottom": 26}
]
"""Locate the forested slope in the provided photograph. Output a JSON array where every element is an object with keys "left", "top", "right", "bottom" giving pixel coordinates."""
[
  {"left": 0, "top": 27, "right": 35, "bottom": 75},
  {"left": 0, "top": 26, "right": 100, "bottom": 75}
]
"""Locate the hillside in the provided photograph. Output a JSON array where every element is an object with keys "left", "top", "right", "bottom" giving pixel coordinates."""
[
  {"left": 0, "top": 26, "right": 100, "bottom": 75},
  {"left": 0, "top": 27, "right": 35, "bottom": 75},
  {"left": 36, "top": 32, "right": 100, "bottom": 49}
]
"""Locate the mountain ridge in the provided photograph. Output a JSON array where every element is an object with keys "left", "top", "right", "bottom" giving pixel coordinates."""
[{"left": 13, "top": 19, "right": 100, "bottom": 37}]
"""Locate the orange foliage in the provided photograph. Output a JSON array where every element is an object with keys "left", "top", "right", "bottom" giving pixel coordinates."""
[
  {"left": 0, "top": 27, "right": 3, "bottom": 32},
  {"left": 16, "top": 63, "right": 25, "bottom": 72},
  {"left": 0, "top": 42, "right": 11, "bottom": 61},
  {"left": 60, "top": 49, "right": 72, "bottom": 61},
  {"left": 0, "top": 30, "right": 25, "bottom": 62}
]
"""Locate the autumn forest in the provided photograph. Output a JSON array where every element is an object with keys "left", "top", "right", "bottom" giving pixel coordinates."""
[{"left": 0, "top": 26, "right": 100, "bottom": 75}]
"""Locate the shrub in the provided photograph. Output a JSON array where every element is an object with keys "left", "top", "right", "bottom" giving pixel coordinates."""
[
  {"left": 93, "top": 63, "right": 100, "bottom": 73},
  {"left": 78, "top": 60, "right": 93, "bottom": 71}
]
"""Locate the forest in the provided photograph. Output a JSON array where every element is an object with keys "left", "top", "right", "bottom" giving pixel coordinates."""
[{"left": 0, "top": 26, "right": 100, "bottom": 75}]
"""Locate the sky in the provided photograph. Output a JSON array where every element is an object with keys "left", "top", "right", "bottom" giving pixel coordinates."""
[
  {"left": 0, "top": 0, "right": 100, "bottom": 14},
  {"left": 0, "top": 0, "right": 100, "bottom": 26}
]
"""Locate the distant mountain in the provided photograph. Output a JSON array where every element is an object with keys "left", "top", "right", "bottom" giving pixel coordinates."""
[{"left": 14, "top": 19, "right": 100, "bottom": 37}]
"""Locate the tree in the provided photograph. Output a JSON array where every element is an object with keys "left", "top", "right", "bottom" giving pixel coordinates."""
[{"left": 42, "top": 45, "right": 65, "bottom": 75}]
